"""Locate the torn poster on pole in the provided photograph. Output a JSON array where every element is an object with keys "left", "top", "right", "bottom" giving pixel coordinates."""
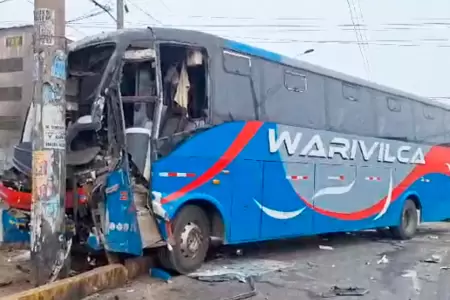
[
  {"left": 42, "top": 82, "right": 65, "bottom": 149},
  {"left": 34, "top": 8, "right": 55, "bottom": 46}
]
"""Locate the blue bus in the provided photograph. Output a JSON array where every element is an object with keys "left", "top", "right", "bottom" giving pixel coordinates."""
[{"left": 3, "top": 27, "right": 450, "bottom": 275}]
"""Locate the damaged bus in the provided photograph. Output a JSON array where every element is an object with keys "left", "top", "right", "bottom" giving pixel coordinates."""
[{"left": 2, "top": 27, "right": 450, "bottom": 274}]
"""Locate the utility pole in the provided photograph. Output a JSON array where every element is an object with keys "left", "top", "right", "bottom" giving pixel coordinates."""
[
  {"left": 31, "top": 0, "right": 68, "bottom": 286},
  {"left": 117, "top": 0, "right": 124, "bottom": 29}
]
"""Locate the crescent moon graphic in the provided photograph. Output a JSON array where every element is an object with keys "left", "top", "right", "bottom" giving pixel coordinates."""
[
  {"left": 253, "top": 198, "right": 306, "bottom": 220},
  {"left": 373, "top": 170, "right": 393, "bottom": 220},
  {"left": 311, "top": 180, "right": 356, "bottom": 200}
]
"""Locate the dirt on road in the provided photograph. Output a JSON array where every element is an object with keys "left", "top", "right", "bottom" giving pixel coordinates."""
[
  {"left": 0, "top": 244, "right": 33, "bottom": 298},
  {"left": 88, "top": 223, "right": 450, "bottom": 300}
]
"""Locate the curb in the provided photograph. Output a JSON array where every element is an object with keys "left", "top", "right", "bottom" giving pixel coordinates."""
[{"left": 2, "top": 257, "right": 154, "bottom": 300}]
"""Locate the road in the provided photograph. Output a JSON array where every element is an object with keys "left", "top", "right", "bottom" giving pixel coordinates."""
[
  {"left": 86, "top": 223, "right": 450, "bottom": 300},
  {"left": 0, "top": 244, "right": 32, "bottom": 298}
]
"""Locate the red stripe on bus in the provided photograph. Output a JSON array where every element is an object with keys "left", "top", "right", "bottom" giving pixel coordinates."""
[{"left": 161, "top": 121, "right": 263, "bottom": 204}]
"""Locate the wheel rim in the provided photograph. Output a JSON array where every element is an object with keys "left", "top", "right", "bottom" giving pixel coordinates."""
[{"left": 180, "top": 222, "right": 204, "bottom": 260}]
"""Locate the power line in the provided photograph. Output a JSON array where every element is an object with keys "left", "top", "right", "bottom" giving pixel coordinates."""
[
  {"left": 67, "top": 10, "right": 106, "bottom": 23},
  {"left": 125, "top": 0, "right": 164, "bottom": 25},
  {"left": 352, "top": 0, "right": 372, "bottom": 65},
  {"left": 345, "top": 0, "right": 371, "bottom": 79},
  {"left": 89, "top": 0, "right": 117, "bottom": 23}
]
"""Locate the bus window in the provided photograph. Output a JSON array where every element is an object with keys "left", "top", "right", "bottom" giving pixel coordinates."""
[
  {"left": 284, "top": 70, "right": 307, "bottom": 93},
  {"left": 223, "top": 50, "right": 251, "bottom": 77},
  {"left": 121, "top": 60, "right": 156, "bottom": 130},
  {"left": 342, "top": 83, "right": 360, "bottom": 102}
]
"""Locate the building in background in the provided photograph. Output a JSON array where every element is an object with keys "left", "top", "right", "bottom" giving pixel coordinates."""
[
  {"left": 0, "top": 25, "right": 72, "bottom": 173},
  {"left": 0, "top": 25, "right": 34, "bottom": 172}
]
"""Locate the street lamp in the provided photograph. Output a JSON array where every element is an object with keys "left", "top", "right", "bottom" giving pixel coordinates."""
[
  {"left": 293, "top": 48, "right": 315, "bottom": 59},
  {"left": 302, "top": 49, "right": 315, "bottom": 55}
]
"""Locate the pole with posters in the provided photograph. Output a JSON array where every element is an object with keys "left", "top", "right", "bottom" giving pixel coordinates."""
[{"left": 31, "top": 0, "right": 69, "bottom": 286}]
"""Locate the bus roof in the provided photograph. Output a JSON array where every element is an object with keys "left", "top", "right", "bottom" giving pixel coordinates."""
[{"left": 71, "top": 27, "right": 450, "bottom": 111}]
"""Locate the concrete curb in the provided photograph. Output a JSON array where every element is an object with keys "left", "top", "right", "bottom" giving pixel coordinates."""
[{"left": 1, "top": 257, "right": 154, "bottom": 300}]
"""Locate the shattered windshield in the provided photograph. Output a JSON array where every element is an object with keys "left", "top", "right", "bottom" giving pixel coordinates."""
[{"left": 67, "top": 43, "right": 115, "bottom": 115}]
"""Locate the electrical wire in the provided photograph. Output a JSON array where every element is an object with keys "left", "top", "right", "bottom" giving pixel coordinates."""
[
  {"left": 345, "top": 0, "right": 370, "bottom": 78},
  {"left": 352, "top": 0, "right": 372, "bottom": 65},
  {"left": 89, "top": 0, "right": 116, "bottom": 22},
  {"left": 67, "top": 10, "right": 106, "bottom": 23},
  {"left": 41, "top": 20, "right": 450, "bottom": 30},
  {"left": 125, "top": 0, "right": 164, "bottom": 25}
]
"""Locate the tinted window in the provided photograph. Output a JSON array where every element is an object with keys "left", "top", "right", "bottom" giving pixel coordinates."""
[
  {"left": 0, "top": 58, "right": 23, "bottom": 73},
  {"left": 284, "top": 70, "right": 307, "bottom": 93},
  {"left": 0, "top": 87, "right": 22, "bottom": 101},
  {"left": 223, "top": 50, "right": 251, "bottom": 76},
  {"left": 327, "top": 80, "right": 374, "bottom": 135}
]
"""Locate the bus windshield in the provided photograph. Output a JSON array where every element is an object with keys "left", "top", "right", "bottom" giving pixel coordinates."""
[{"left": 67, "top": 43, "right": 116, "bottom": 116}]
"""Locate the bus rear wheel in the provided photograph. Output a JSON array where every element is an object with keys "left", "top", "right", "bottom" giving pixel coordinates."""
[
  {"left": 158, "top": 205, "right": 210, "bottom": 274},
  {"left": 390, "top": 199, "right": 418, "bottom": 240}
]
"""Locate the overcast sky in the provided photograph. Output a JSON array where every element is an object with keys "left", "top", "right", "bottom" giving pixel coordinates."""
[{"left": 1, "top": 0, "right": 450, "bottom": 99}]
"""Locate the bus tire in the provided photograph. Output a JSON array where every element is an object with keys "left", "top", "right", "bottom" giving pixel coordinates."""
[
  {"left": 158, "top": 205, "right": 210, "bottom": 274},
  {"left": 390, "top": 199, "right": 418, "bottom": 240}
]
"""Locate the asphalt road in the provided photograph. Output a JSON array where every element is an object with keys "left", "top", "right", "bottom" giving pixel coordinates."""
[{"left": 87, "top": 222, "right": 450, "bottom": 300}]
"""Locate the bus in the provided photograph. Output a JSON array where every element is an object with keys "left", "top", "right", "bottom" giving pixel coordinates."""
[{"left": 3, "top": 27, "right": 450, "bottom": 275}]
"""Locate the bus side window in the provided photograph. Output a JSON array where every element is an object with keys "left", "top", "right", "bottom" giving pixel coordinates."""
[
  {"left": 387, "top": 97, "right": 402, "bottom": 112},
  {"left": 423, "top": 105, "right": 436, "bottom": 120},
  {"left": 222, "top": 50, "right": 251, "bottom": 77},
  {"left": 284, "top": 70, "right": 307, "bottom": 93},
  {"left": 342, "top": 83, "right": 359, "bottom": 101}
]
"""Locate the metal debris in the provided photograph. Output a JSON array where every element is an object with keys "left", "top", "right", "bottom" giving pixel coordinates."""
[
  {"left": 220, "top": 277, "right": 257, "bottom": 300},
  {"left": 402, "top": 270, "right": 421, "bottom": 293},
  {"left": 319, "top": 245, "right": 334, "bottom": 251},
  {"left": 321, "top": 286, "right": 369, "bottom": 297},
  {"left": 188, "top": 258, "right": 293, "bottom": 283},
  {"left": 421, "top": 254, "right": 442, "bottom": 264},
  {"left": 377, "top": 255, "right": 389, "bottom": 264},
  {"left": 440, "top": 266, "right": 450, "bottom": 270}
]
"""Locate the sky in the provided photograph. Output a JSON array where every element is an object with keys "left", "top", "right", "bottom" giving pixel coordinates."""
[{"left": 1, "top": 0, "right": 450, "bottom": 100}]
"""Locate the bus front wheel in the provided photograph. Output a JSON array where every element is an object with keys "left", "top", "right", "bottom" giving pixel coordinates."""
[
  {"left": 390, "top": 199, "right": 419, "bottom": 240},
  {"left": 158, "top": 205, "right": 211, "bottom": 274}
]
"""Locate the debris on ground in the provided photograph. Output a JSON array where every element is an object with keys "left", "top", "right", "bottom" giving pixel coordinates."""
[
  {"left": 428, "top": 235, "right": 439, "bottom": 240},
  {"left": 0, "top": 280, "right": 12, "bottom": 288},
  {"left": 7, "top": 250, "right": 30, "bottom": 263},
  {"left": 421, "top": 254, "right": 442, "bottom": 264},
  {"left": 401, "top": 270, "right": 421, "bottom": 293},
  {"left": 149, "top": 268, "right": 172, "bottom": 283},
  {"left": 377, "top": 255, "right": 389, "bottom": 264},
  {"left": 188, "top": 258, "right": 293, "bottom": 283},
  {"left": 321, "top": 286, "right": 369, "bottom": 297},
  {"left": 15, "top": 264, "right": 30, "bottom": 274},
  {"left": 440, "top": 266, "right": 450, "bottom": 270},
  {"left": 220, "top": 277, "right": 257, "bottom": 300},
  {"left": 319, "top": 245, "right": 334, "bottom": 251}
]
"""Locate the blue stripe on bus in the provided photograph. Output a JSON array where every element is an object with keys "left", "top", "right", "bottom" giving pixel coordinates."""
[{"left": 225, "top": 40, "right": 283, "bottom": 62}]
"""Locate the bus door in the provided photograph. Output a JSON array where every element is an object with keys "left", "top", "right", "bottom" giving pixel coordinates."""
[{"left": 259, "top": 161, "right": 314, "bottom": 240}]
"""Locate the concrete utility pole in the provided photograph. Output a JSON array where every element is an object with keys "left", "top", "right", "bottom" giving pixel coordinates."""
[
  {"left": 117, "top": 0, "right": 124, "bottom": 29},
  {"left": 31, "top": 0, "right": 68, "bottom": 286}
]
